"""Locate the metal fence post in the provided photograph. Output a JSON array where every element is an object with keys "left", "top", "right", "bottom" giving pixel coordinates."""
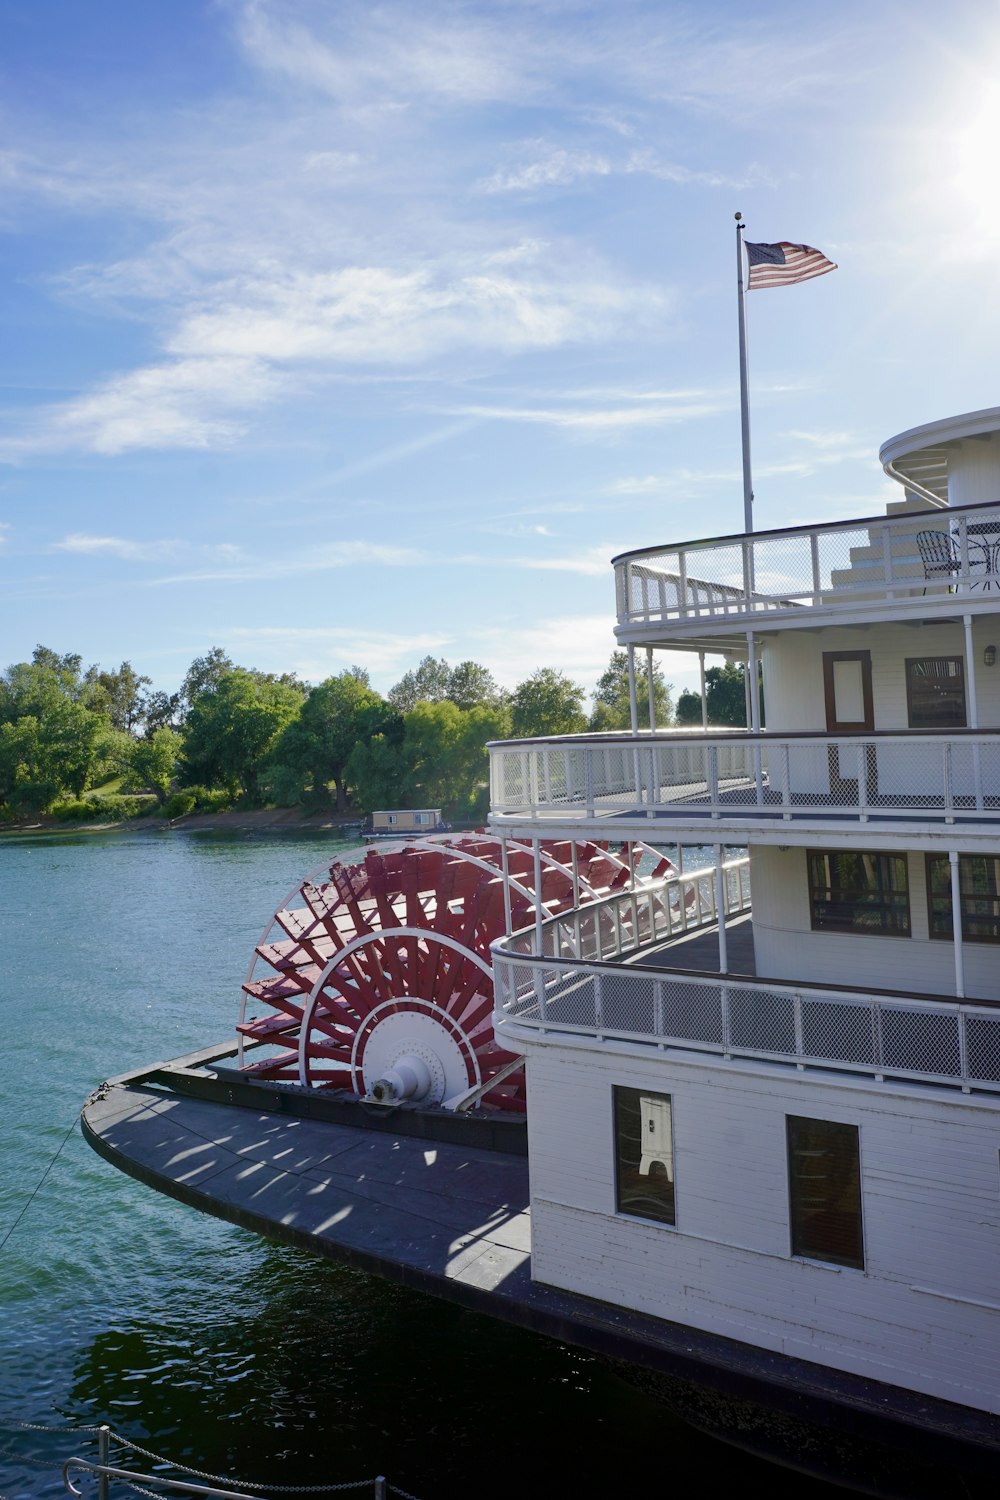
[
  {"left": 98, "top": 1425, "right": 110, "bottom": 1500},
  {"left": 375, "top": 1478, "right": 387, "bottom": 1500}
]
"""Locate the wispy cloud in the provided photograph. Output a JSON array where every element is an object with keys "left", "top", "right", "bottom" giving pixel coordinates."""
[
  {"left": 519, "top": 546, "right": 614, "bottom": 577},
  {"left": 609, "top": 431, "right": 875, "bottom": 493},
  {"left": 479, "top": 146, "right": 614, "bottom": 194},
  {"left": 478, "top": 141, "right": 769, "bottom": 195},
  {"left": 150, "top": 539, "right": 427, "bottom": 586},
  {"left": 235, "top": 0, "right": 537, "bottom": 108},
  {"left": 1, "top": 357, "right": 279, "bottom": 458},
  {"left": 464, "top": 612, "right": 614, "bottom": 691},
  {"left": 235, "top": 1, "right": 858, "bottom": 120},
  {"left": 448, "top": 396, "right": 720, "bottom": 432},
  {"left": 227, "top": 610, "right": 619, "bottom": 693},
  {"left": 227, "top": 623, "right": 450, "bottom": 681},
  {"left": 53, "top": 533, "right": 182, "bottom": 561},
  {"left": 1, "top": 251, "right": 668, "bottom": 456},
  {"left": 0, "top": 0, "right": 861, "bottom": 464}
]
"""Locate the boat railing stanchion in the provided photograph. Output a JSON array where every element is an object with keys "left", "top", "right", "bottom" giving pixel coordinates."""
[
  {"left": 708, "top": 744, "right": 720, "bottom": 818},
  {"left": 781, "top": 742, "right": 792, "bottom": 819},
  {"left": 98, "top": 1425, "right": 110, "bottom": 1500},
  {"left": 794, "top": 993, "right": 805, "bottom": 1071}
]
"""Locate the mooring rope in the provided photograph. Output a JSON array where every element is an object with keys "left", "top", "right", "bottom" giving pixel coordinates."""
[{"left": 0, "top": 1114, "right": 80, "bottom": 1256}]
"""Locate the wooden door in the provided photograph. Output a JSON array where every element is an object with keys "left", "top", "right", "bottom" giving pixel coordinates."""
[{"left": 823, "top": 651, "right": 874, "bottom": 798}]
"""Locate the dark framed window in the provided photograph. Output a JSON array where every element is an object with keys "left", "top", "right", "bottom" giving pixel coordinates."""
[
  {"left": 613, "top": 1086, "right": 675, "bottom": 1225},
  {"left": 787, "top": 1116, "right": 864, "bottom": 1269},
  {"left": 808, "top": 850, "right": 910, "bottom": 935},
  {"left": 906, "top": 657, "right": 966, "bottom": 728},
  {"left": 926, "top": 854, "right": 1000, "bottom": 943}
]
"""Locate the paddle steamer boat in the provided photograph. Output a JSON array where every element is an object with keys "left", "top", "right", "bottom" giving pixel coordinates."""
[{"left": 83, "top": 405, "right": 1000, "bottom": 1493}]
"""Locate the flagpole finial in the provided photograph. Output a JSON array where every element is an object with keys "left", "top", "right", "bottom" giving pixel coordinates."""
[{"left": 734, "top": 211, "right": 742, "bottom": 221}]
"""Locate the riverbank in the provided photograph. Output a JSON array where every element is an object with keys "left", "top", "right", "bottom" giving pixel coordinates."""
[{"left": 0, "top": 805, "right": 366, "bottom": 837}]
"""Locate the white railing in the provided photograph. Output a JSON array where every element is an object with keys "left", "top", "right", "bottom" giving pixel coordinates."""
[
  {"left": 492, "top": 947, "right": 1000, "bottom": 1096},
  {"left": 615, "top": 500, "right": 1000, "bottom": 627},
  {"left": 505, "top": 857, "right": 751, "bottom": 964},
  {"left": 490, "top": 731, "right": 1000, "bottom": 824}
]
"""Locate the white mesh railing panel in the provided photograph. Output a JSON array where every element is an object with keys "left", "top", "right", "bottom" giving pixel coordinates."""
[
  {"left": 660, "top": 979, "right": 724, "bottom": 1045},
  {"left": 493, "top": 958, "right": 537, "bottom": 1018},
  {"left": 750, "top": 532, "right": 814, "bottom": 601},
  {"left": 600, "top": 970, "right": 657, "bottom": 1036},
  {"left": 801, "top": 998, "right": 876, "bottom": 1067},
  {"left": 729, "top": 985, "right": 797, "bottom": 1056},
  {"left": 879, "top": 1007, "right": 962, "bottom": 1079},
  {"left": 542, "top": 967, "right": 599, "bottom": 1027},
  {"left": 966, "top": 1013, "right": 1000, "bottom": 1085}
]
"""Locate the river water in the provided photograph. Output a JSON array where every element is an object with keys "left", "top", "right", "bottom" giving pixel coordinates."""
[{"left": 0, "top": 829, "right": 850, "bottom": 1499}]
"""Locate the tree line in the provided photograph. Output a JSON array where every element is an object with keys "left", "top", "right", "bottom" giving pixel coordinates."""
[{"left": 0, "top": 645, "right": 745, "bottom": 824}]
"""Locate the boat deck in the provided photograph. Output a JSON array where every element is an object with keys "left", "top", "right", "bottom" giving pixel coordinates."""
[
  {"left": 637, "top": 911, "right": 756, "bottom": 975},
  {"left": 81, "top": 1044, "right": 1000, "bottom": 1485}
]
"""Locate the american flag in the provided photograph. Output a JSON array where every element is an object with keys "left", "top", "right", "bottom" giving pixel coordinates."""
[{"left": 745, "top": 240, "right": 837, "bottom": 290}]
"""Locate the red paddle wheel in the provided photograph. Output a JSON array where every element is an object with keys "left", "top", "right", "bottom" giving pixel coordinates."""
[{"left": 237, "top": 833, "right": 673, "bottom": 1113}]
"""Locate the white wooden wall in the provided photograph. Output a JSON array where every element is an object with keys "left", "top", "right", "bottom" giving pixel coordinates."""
[
  {"left": 761, "top": 620, "right": 1000, "bottom": 732},
  {"left": 524, "top": 1038, "right": 1000, "bottom": 1414},
  {"left": 750, "top": 844, "right": 1000, "bottom": 1002}
]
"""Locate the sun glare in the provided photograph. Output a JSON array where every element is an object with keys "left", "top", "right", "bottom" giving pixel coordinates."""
[{"left": 948, "top": 76, "right": 1000, "bottom": 242}]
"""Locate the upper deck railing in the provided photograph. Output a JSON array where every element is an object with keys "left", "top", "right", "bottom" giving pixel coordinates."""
[
  {"left": 491, "top": 871, "right": 1000, "bottom": 1095},
  {"left": 614, "top": 499, "right": 1000, "bottom": 630},
  {"left": 489, "top": 729, "right": 1000, "bottom": 826}
]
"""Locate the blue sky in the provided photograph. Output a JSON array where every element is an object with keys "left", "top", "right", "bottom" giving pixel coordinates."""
[{"left": 2, "top": 0, "right": 999, "bottom": 703}]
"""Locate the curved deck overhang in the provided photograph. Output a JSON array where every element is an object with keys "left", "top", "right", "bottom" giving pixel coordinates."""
[
  {"left": 488, "top": 729, "right": 1000, "bottom": 850},
  {"left": 881, "top": 407, "right": 1000, "bottom": 508},
  {"left": 612, "top": 499, "right": 1000, "bottom": 651}
]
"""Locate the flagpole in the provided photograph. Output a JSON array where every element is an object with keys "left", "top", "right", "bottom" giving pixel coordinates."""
[{"left": 735, "top": 212, "right": 753, "bottom": 534}]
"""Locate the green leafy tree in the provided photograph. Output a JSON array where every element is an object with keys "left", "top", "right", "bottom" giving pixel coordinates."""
[
  {"left": 0, "top": 651, "right": 107, "bottom": 808},
  {"left": 510, "top": 668, "right": 587, "bottom": 738},
  {"left": 397, "top": 699, "right": 510, "bottom": 814},
  {"left": 675, "top": 664, "right": 750, "bottom": 728},
  {"left": 128, "top": 727, "right": 182, "bottom": 803},
  {"left": 141, "top": 689, "right": 183, "bottom": 735},
  {"left": 344, "top": 720, "right": 408, "bottom": 812},
  {"left": 180, "top": 647, "right": 234, "bottom": 714},
  {"left": 258, "top": 762, "right": 310, "bottom": 808},
  {"left": 91, "top": 726, "right": 134, "bottom": 786},
  {"left": 387, "top": 655, "right": 453, "bottom": 711},
  {"left": 181, "top": 669, "right": 305, "bottom": 800},
  {"left": 447, "top": 661, "right": 501, "bottom": 710},
  {"left": 275, "top": 671, "right": 396, "bottom": 811},
  {"left": 589, "top": 650, "right": 673, "bottom": 731},
  {"left": 674, "top": 689, "right": 704, "bottom": 726},
  {"left": 84, "top": 661, "right": 152, "bottom": 733}
]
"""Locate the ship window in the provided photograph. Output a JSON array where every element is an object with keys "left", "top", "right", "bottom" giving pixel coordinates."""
[
  {"left": 926, "top": 854, "right": 1000, "bottom": 943},
  {"left": 614, "top": 1087, "right": 675, "bottom": 1226},
  {"left": 787, "top": 1116, "right": 864, "bottom": 1269},
  {"left": 906, "top": 657, "right": 966, "bottom": 728},
  {"left": 807, "top": 850, "right": 910, "bottom": 936}
]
